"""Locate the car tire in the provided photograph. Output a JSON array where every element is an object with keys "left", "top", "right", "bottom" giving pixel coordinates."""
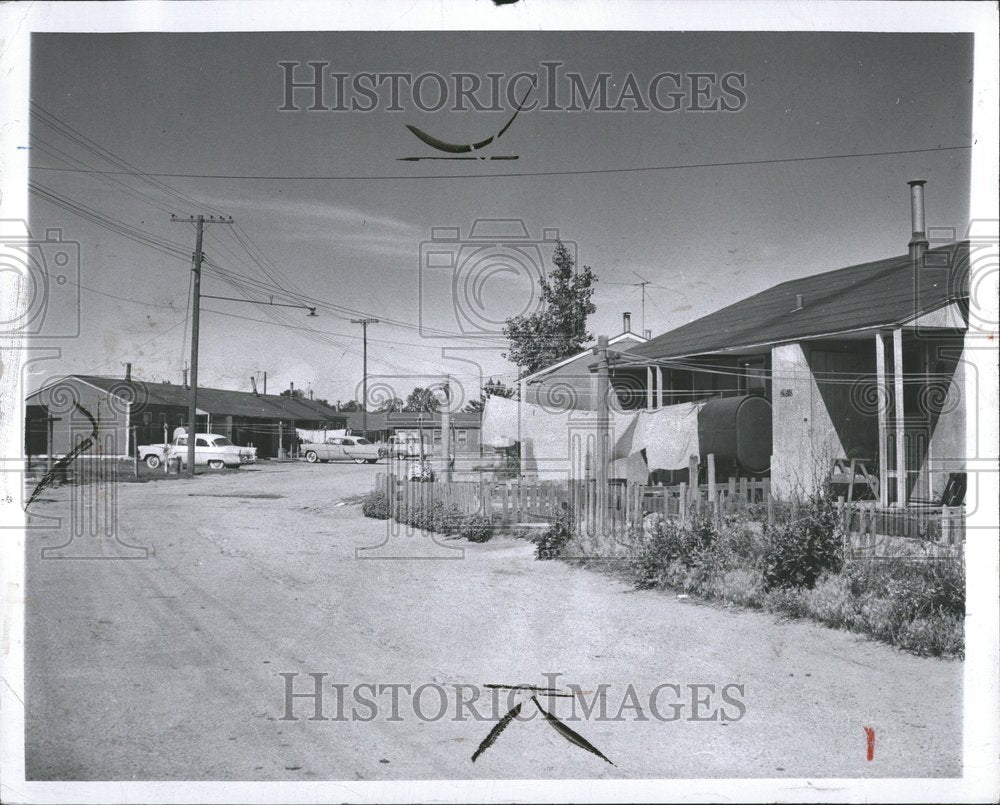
[
  {"left": 208, "top": 459, "right": 224, "bottom": 470},
  {"left": 353, "top": 457, "right": 366, "bottom": 464},
  {"left": 366, "top": 458, "right": 378, "bottom": 464},
  {"left": 305, "top": 451, "right": 318, "bottom": 463},
  {"left": 144, "top": 455, "right": 161, "bottom": 469}
]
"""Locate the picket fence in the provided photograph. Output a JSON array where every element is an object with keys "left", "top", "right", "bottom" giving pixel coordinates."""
[{"left": 374, "top": 471, "right": 965, "bottom": 548}]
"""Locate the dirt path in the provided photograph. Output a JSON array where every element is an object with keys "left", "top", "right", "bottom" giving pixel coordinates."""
[{"left": 24, "top": 463, "right": 961, "bottom": 780}]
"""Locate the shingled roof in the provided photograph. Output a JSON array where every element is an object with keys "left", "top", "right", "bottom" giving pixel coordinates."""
[
  {"left": 621, "top": 242, "right": 969, "bottom": 364},
  {"left": 33, "top": 375, "right": 344, "bottom": 422}
]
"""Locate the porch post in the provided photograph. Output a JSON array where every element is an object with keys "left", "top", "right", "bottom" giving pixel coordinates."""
[
  {"left": 657, "top": 366, "right": 665, "bottom": 408},
  {"left": 893, "top": 327, "right": 907, "bottom": 506},
  {"left": 874, "top": 330, "right": 889, "bottom": 506},
  {"left": 646, "top": 366, "right": 654, "bottom": 411}
]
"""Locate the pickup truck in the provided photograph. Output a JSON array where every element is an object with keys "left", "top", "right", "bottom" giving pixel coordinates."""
[{"left": 139, "top": 433, "right": 256, "bottom": 470}]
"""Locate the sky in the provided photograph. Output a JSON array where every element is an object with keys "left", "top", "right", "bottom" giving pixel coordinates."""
[{"left": 26, "top": 31, "right": 973, "bottom": 409}]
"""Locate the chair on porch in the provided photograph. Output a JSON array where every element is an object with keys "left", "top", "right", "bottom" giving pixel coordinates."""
[{"left": 830, "top": 456, "right": 880, "bottom": 504}]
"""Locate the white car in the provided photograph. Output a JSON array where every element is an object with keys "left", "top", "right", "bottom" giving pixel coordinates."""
[
  {"left": 303, "top": 436, "right": 386, "bottom": 464},
  {"left": 139, "top": 433, "right": 256, "bottom": 470}
]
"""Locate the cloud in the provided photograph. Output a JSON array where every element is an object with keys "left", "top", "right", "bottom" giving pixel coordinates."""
[{"left": 197, "top": 193, "right": 424, "bottom": 257}]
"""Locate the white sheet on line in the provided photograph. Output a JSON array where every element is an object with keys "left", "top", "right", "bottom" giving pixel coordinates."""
[{"left": 630, "top": 401, "right": 706, "bottom": 471}]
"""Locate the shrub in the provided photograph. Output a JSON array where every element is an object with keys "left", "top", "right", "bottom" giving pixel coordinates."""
[
  {"left": 536, "top": 504, "right": 574, "bottom": 560},
  {"left": 361, "top": 489, "right": 390, "bottom": 519},
  {"left": 761, "top": 488, "right": 843, "bottom": 590},
  {"left": 460, "top": 513, "right": 494, "bottom": 543}
]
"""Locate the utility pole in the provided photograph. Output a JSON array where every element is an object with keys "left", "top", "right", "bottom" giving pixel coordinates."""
[
  {"left": 350, "top": 317, "right": 379, "bottom": 435},
  {"left": 171, "top": 214, "right": 233, "bottom": 477},
  {"left": 441, "top": 376, "right": 452, "bottom": 482},
  {"left": 594, "top": 335, "right": 610, "bottom": 536}
]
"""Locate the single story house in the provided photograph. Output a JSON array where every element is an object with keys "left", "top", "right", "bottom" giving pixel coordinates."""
[
  {"left": 614, "top": 181, "right": 968, "bottom": 504},
  {"left": 25, "top": 373, "right": 347, "bottom": 460},
  {"left": 342, "top": 410, "right": 483, "bottom": 455},
  {"left": 519, "top": 312, "right": 649, "bottom": 411}
]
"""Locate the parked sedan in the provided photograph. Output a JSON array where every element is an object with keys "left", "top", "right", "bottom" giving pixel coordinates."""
[{"left": 303, "top": 436, "right": 386, "bottom": 464}]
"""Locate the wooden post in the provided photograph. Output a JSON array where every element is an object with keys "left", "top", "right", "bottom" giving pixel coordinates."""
[
  {"left": 893, "top": 327, "right": 907, "bottom": 507},
  {"left": 679, "top": 481, "right": 688, "bottom": 522},
  {"left": 131, "top": 426, "right": 139, "bottom": 477},
  {"left": 646, "top": 366, "right": 654, "bottom": 410},
  {"left": 941, "top": 504, "right": 951, "bottom": 546},
  {"left": 875, "top": 330, "right": 890, "bottom": 505},
  {"left": 688, "top": 455, "right": 698, "bottom": 511},
  {"left": 837, "top": 495, "right": 847, "bottom": 556},
  {"left": 707, "top": 454, "right": 716, "bottom": 520}
]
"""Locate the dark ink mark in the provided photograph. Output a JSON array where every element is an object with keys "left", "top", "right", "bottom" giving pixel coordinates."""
[
  {"left": 397, "top": 155, "right": 519, "bottom": 162},
  {"left": 471, "top": 700, "right": 522, "bottom": 763},
  {"left": 471, "top": 684, "right": 614, "bottom": 766},
  {"left": 401, "top": 78, "right": 535, "bottom": 161},
  {"left": 531, "top": 695, "right": 615, "bottom": 766},
  {"left": 864, "top": 726, "right": 875, "bottom": 760},
  {"left": 24, "top": 402, "right": 98, "bottom": 511}
]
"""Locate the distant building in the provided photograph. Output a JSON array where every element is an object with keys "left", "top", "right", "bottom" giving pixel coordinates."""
[
  {"left": 341, "top": 410, "right": 483, "bottom": 455},
  {"left": 25, "top": 374, "right": 346, "bottom": 459}
]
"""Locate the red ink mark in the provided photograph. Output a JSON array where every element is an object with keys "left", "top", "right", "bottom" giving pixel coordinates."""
[{"left": 864, "top": 726, "right": 875, "bottom": 760}]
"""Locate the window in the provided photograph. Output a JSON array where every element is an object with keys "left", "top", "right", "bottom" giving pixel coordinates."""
[
  {"left": 212, "top": 437, "right": 233, "bottom": 446},
  {"left": 196, "top": 437, "right": 210, "bottom": 447},
  {"left": 456, "top": 429, "right": 468, "bottom": 448},
  {"left": 740, "top": 357, "right": 767, "bottom": 395},
  {"left": 355, "top": 438, "right": 372, "bottom": 445},
  {"left": 432, "top": 429, "right": 442, "bottom": 447},
  {"left": 142, "top": 412, "right": 152, "bottom": 425}
]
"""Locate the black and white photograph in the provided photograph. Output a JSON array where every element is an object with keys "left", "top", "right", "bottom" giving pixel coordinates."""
[{"left": 0, "top": 2, "right": 997, "bottom": 803}]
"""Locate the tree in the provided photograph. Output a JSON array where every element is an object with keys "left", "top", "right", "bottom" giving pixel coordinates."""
[
  {"left": 280, "top": 388, "right": 305, "bottom": 398},
  {"left": 338, "top": 399, "right": 363, "bottom": 412},
  {"left": 503, "top": 240, "right": 597, "bottom": 376},
  {"left": 376, "top": 396, "right": 404, "bottom": 413},
  {"left": 464, "top": 378, "right": 516, "bottom": 413},
  {"left": 403, "top": 387, "right": 441, "bottom": 413}
]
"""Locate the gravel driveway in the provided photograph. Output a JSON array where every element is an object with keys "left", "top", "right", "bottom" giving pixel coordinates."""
[{"left": 24, "top": 462, "right": 962, "bottom": 780}]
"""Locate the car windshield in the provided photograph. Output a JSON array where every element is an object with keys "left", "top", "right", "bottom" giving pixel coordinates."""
[{"left": 212, "top": 437, "right": 233, "bottom": 446}]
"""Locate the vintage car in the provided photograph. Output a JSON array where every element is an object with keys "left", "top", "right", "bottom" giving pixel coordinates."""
[
  {"left": 303, "top": 436, "right": 386, "bottom": 464},
  {"left": 139, "top": 433, "right": 256, "bottom": 470}
]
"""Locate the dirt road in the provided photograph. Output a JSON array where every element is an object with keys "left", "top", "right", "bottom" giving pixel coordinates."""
[{"left": 24, "top": 462, "right": 961, "bottom": 780}]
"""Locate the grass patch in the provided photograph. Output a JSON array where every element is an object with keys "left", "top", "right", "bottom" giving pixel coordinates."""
[{"left": 584, "top": 488, "right": 965, "bottom": 658}]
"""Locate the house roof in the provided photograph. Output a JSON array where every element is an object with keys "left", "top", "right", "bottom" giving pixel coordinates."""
[
  {"left": 28, "top": 375, "right": 344, "bottom": 422},
  {"left": 521, "top": 330, "right": 649, "bottom": 384},
  {"left": 621, "top": 242, "right": 969, "bottom": 364}
]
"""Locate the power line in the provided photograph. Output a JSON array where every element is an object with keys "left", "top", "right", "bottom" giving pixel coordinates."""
[{"left": 30, "top": 144, "right": 971, "bottom": 181}]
